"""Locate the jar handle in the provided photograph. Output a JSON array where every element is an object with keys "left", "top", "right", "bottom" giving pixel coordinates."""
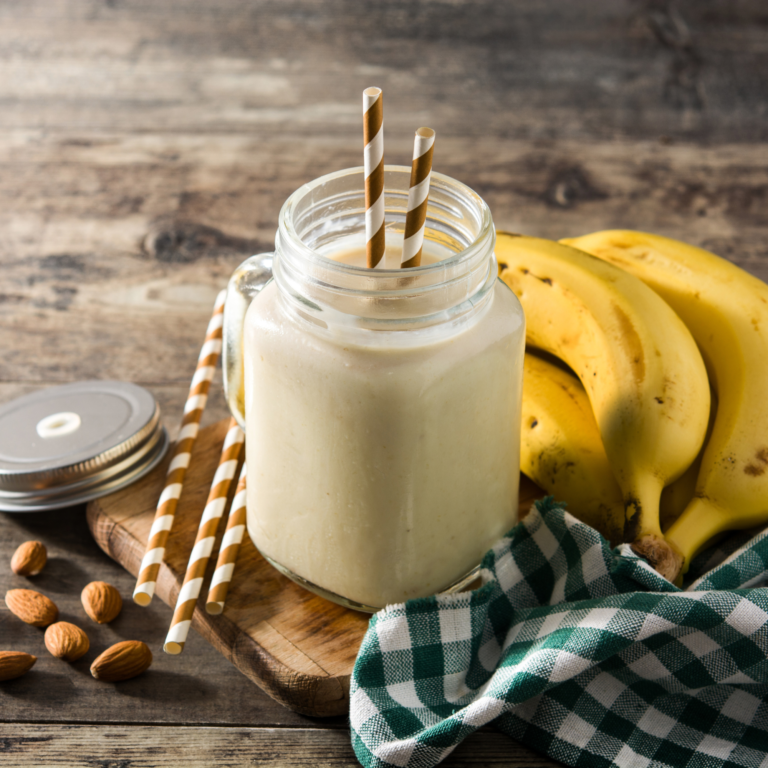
[{"left": 222, "top": 252, "right": 274, "bottom": 430}]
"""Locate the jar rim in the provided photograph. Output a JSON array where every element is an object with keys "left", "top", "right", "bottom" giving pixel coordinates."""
[{"left": 278, "top": 165, "right": 494, "bottom": 278}]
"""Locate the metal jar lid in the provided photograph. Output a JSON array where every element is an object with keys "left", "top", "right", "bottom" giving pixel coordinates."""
[{"left": 0, "top": 381, "right": 169, "bottom": 512}]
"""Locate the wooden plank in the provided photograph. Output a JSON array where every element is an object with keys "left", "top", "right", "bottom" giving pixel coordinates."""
[
  {"left": 1, "top": 133, "right": 766, "bottom": 390},
  {"left": 0, "top": 724, "right": 557, "bottom": 768},
  {"left": 0, "top": 1, "right": 765, "bottom": 144},
  {"left": 1, "top": 134, "right": 766, "bottom": 264}
]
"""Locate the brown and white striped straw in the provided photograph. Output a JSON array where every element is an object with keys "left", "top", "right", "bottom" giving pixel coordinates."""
[
  {"left": 401, "top": 127, "right": 435, "bottom": 268},
  {"left": 132, "top": 289, "right": 226, "bottom": 607},
  {"left": 164, "top": 418, "right": 244, "bottom": 654},
  {"left": 205, "top": 462, "right": 247, "bottom": 615},
  {"left": 363, "top": 87, "right": 385, "bottom": 268}
]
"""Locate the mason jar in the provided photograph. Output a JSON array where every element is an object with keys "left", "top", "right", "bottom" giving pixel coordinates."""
[{"left": 223, "top": 166, "right": 525, "bottom": 612}]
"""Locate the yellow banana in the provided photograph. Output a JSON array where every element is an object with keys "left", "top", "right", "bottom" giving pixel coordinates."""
[
  {"left": 563, "top": 230, "right": 768, "bottom": 577},
  {"left": 659, "top": 454, "right": 700, "bottom": 534},
  {"left": 496, "top": 233, "right": 710, "bottom": 579},
  {"left": 659, "top": 388, "right": 716, "bottom": 533},
  {"left": 521, "top": 352, "right": 624, "bottom": 546}
]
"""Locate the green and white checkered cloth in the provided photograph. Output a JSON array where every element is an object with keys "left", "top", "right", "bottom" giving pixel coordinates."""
[{"left": 350, "top": 499, "right": 768, "bottom": 768}]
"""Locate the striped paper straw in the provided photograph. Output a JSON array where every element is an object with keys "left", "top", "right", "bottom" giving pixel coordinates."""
[
  {"left": 205, "top": 462, "right": 247, "bottom": 615},
  {"left": 164, "top": 418, "right": 244, "bottom": 654},
  {"left": 401, "top": 127, "right": 435, "bottom": 268},
  {"left": 363, "top": 86, "right": 385, "bottom": 268},
  {"left": 132, "top": 289, "right": 226, "bottom": 607}
]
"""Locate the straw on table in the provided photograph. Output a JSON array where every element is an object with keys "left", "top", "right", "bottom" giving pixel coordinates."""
[
  {"left": 164, "top": 418, "right": 244, "bottom": 654},
  {"left": 363, "top": 86, "right": 385, "bottom": 268},
  {"left": 205, "top": 462, "right": 247, "bottom": 615},
  {"left": 132, "top": 290, "right": 226, "bottom": 607},
  {"left": 401, "top": 127, "right": 435, "bottom": 268}
]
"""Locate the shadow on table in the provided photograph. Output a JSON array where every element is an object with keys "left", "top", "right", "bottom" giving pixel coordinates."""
[
  {"left": 111, "top": 669, "right": 217, "bottom": 704},
  {"left": 28, "top": 557, "right": 94, "bottom": 596},
  {"left": 0, "top": 670, "right": 77, "bottom": 704}
]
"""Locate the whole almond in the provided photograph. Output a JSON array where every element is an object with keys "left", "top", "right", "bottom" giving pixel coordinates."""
[
  {"left": 44, "top": 621, "right": 90, "bottom": 662},
  {"left": 0, "top": 651, "right": 37, "bottom": 681},
  {"left": 81, "top": 581, "right": 122, "bottom": 624},
  {"left": 5, "top": 589, "right": 58, "bottom": 627},
  {"left": 90, "top": 640, "right": 152, "bottom": 682},
  {"left": 10, "top": 541, "right": 47, "bottom": 576}
]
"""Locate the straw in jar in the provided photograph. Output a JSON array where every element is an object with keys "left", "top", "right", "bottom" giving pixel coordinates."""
[
  {"left": 401, "top": 127, "right": 435, "bottom": 269},
  {"left": 363, "top": 86, "right": 385, "bottom": 269},
  {"left": 164, "top": 418, "right": 244, "bottom": 654},
  {"left": 132, "top": 290, "right": 226, "bottom": 607}
]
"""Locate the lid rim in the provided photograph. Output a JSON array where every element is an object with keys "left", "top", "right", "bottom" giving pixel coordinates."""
[
  {"left": 0, "top": 421, "right": 165, "bottom": 499},
  {"left": 0, "top": 427, "right": 170, "bottom": 513}
]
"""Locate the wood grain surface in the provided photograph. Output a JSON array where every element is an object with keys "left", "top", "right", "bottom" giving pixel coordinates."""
[
  {"left": 0, "top": 725, "right": 553, "bottom": 768},
  {"left": 1, "top": 0, "right": 766, "bottom": 765}
]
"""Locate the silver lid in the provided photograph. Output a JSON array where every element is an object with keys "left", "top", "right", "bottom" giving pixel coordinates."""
[{"left": 0, "top": 381, "right": 169, "bottom": 512}]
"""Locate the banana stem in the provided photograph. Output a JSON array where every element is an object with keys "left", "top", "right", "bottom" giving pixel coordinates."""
[
  {"left": 631, "top": 534, "right": 682, "bottom": 582},
  {"left": 623, "top": 474, "right": 664, "bottom": 540},
  {"left": 665, "top": 496, "right": 728, "bottom": 579},
  {"left": 625, "top": 475, "right": 683, "bottom": 580}
]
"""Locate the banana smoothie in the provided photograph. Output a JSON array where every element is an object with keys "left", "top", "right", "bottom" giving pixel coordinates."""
[
  {"left": 224, "top": 166, "right": 526, "bottom": 610},
  {"left": 243, "top": 237, "right": 524, "bottom": 609}
]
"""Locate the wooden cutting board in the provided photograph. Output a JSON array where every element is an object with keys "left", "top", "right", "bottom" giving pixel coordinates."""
[{"left": 87, "top": 418, "right": 544, "bottom": 717}]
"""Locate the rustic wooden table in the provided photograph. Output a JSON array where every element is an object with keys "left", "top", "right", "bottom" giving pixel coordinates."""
[{"left": 1, "top": 1, "right": 765, "bottom": 765}]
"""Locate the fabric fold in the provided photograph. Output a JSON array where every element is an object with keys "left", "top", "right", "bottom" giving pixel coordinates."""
[{"left": 351, "top": 498, "right": 768, "bottom": 768}]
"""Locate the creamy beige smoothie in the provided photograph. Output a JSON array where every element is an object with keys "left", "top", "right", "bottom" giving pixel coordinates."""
[
  {"left": 322, "top": 234, "right": 445, "bottom": 268},
  {"left": 243, "top": 237, "right": 524, "bottom": 609}
]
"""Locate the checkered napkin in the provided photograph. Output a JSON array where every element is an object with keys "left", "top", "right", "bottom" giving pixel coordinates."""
[{"left": 350, "top": 498, "right": 768, "bottom": 768}]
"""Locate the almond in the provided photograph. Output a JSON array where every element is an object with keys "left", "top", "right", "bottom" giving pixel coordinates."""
[
  {"left": 10, "top": 541, "right": 47, "bottom": 576},
  {"left": 5, "top": 589, "right": 58, "bottom": 627},
  {"left": 0, "top": 651, "right": 37, "bottom": 681},
  {"left": 90, "top": 640, "right": 152, "bottom": 682},
  {"left": 81, "top": 581, "right": 122, "bottom": 624},
  {"left": 44, "top": 621, "right": 90, "bottom": 662}
]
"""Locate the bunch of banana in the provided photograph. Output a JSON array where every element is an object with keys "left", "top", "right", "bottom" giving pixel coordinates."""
[
  {"left": 520, "top": 350, "right": 708, "bottom": 545},
  {"left": 521, "top": 352, "right": 624, "bottom": 546},
  {"left": 563, "top": 231, "right": 768, "bottom": 580},
  {"left": 496, "top": 234, "right": 711, "bottom": 579}
]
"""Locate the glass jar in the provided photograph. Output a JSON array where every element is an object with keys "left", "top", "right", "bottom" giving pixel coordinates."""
[{"left": 224, "top": 166, "right": 525, "bottom": 612}]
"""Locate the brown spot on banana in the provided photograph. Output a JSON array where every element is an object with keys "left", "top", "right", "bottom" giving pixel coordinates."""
[
  {"left": 517, "top": 266, "right": 553, "bottom": 286},
  {"left": 623, "top": 497, "right": 642, "bottom": 542},
  {"left": 744, "top": 447, "right": 768, "bottom": 476}
]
